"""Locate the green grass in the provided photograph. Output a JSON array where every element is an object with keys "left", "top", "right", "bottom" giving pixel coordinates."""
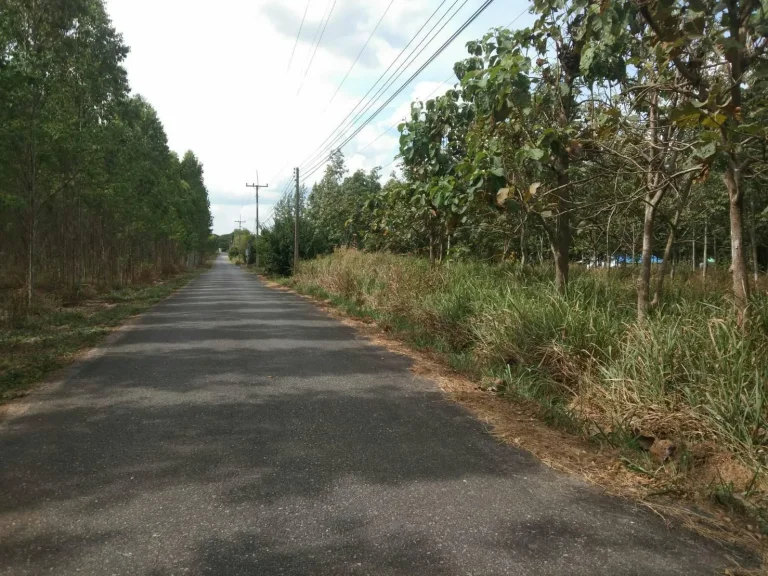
[
  {"left": 286, "top": 249, "right": 768, "bottom": 503},
  {"left": 0, "top": 268, "right": 206, "bottom": 401}
]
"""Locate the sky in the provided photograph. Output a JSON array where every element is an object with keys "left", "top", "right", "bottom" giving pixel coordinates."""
[{"left": 104, "top": 0, "right": 535, "bottom": 235}]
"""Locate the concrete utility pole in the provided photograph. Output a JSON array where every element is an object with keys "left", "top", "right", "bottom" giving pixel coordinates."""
[
  {"left": 294, "top": 167, "right": 300, "bottom": 274},
  {"left": 245, "top": 172, "right": 268, "bottom": 270},
  {"left": 234, "top": 217, "right": 245, "bottom": 231}
]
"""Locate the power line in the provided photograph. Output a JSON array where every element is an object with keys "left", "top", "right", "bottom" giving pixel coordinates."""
[
  {"left": 287, "top": 0, "right": 312, "bottom": 72},
  {"left": 325, "top": 0, "right": 397, "bottom": 110},
  {"left": 304, "top": 5, "right": 530, "bottom": 182},
  {"left": 302, "top": 0, "right": 500, "bottom": 181},
  {"left": 294, "top": 0, "right": 455, "bottom": 174},
  {"left": 300, "top": 0, "right": 466, "bottom": 174},
  {"left": 355, "top": 72, "right": 455, "bottom": 156},
  {"left": 297, "top": 0, "right": 338, "bottom": 96}
]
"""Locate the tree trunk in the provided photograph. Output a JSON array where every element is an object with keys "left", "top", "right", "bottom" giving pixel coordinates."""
[
  {"left": 651, "top": 213, "right": 678, "bottom": 308},
  {"left": 702, "top": 216, "right": 708, "bottom": 280},
  {"left": 637, "top": 198, "right": 655, "bottom": 322},
  {"left": 750, "top": 196, "right": 758, "bottom": 285},
  {"left": 606, "top": 205, "right": 615, "bottom": 271},
  {"left": 27, "top": 225, "right": 34, "bottom": 308},
  {"left": 691, "top": 221, "right": 696, "bottom": 271},
  {"left": 428, "top": 229, "right": 435, "bottom": 265},
  {"left": 725, "top": 168, "right": 750, "bottom": 328},
  {"left": 520, "top": 214, "right": 527, "bottom": 267},
  {"left": 554, "top": 173, "right": 570, "bottom": 294},
  {"left": 631, "top": 223, "right": 637, "bottom": 265}
]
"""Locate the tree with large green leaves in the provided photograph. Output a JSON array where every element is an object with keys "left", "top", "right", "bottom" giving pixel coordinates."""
[{"left": 456, "top": 0, "right": 630, "bottom": 291}]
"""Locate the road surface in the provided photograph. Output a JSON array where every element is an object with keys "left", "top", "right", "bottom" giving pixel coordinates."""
[{"left": 0, "top": 255, "right": 748, "bottom": 575}]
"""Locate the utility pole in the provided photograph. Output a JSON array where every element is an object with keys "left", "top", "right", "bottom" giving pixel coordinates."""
[
  {"left": 245, "top": 172, "right": 268, "bottom": 270},
  {"left": 234, "top": 217, "right": 245, "bottom": 231},
  {"left": 294, "top": 167, "right": 300, "bottom": 274}
]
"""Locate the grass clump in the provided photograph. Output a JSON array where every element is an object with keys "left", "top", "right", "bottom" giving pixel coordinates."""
[{"left": 288, "top": 248, "right": 768, "bottom": 515}]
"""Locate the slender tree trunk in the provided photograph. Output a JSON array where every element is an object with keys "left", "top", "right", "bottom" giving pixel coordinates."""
[
  {"left": 631, "top": 223, "right": 637, "bottom": 265},
  {"left": 606, "top": 205, "right": 615, "bottom": 271},
  {"left": 702, "top": 216, "right": 708, "bottom": 280},
  {"left": 637, "top": 198, "right": 656, "bottom": 321},
  {"left": 428, "top": 229, "right": 435, "bottom": 265},
  {"left": 691, "top": 221, "right": 696, "bottom": 271},
  {"left": 520, "top": 214, "right": 527, "bottom": 267},
  {"left": 554, "top": 173, "right": 570, "bottom": 293},
  {"left": 725, "top": 168, "right": 750, "bottom": 328},
  {"left": 652, "top": 213, "right": 678, "bottom": 308},
  {"left": 27, "top": 225, "right": 34, "bottom": 308},
  {"left": 750, "top": 196, "right": 758, "bottom": 285}
]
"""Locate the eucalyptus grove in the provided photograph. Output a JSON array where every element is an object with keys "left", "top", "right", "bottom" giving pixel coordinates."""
[{"left": 0, "top": 0, "right": 212, "bottom": 306}]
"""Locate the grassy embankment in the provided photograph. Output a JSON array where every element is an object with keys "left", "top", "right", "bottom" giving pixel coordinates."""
[
  {"left": 283, "top": 248, "right": 768, "bottom": 531},
  {"left": 0, "top": 265, "right": 209, "bottom": 402}
]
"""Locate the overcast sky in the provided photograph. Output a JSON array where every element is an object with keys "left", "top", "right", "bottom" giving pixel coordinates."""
[{"left": 104, "top": 0, "right": 534, "bottom": 234}]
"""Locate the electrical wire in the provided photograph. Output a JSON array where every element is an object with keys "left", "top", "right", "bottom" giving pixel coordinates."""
[
  {"left": 354, "top": 72, "right": 455, "bottom": 156},
  {"left": 325, "top": 0, "right": 397, "bottom": 110},
  {"left": 297, "top": 0, "right": 338, "bottom": 96},
  {"left": 287, "top": 0, "right": 312, "bottom": 72},
  {"left": 293, "top": 0, "right": 454, "bottom": 174},
  {"left": 298, "top": 0, "right": 466, "bottom": 174},
  {"left": 304, "top": 5, "right": 530, "bottom": 181},
  {"left": 302, "top": 0, "right": 500, "bottom": 181}
]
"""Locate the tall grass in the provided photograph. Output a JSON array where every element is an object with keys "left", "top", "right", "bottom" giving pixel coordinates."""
[{"left": 291, "top": 249, "right": 768, "bottom": 485}]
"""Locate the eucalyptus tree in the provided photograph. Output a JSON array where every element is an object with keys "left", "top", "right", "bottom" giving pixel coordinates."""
[{"left": 0, "top": 0, "right": 128, "bottom": 303}]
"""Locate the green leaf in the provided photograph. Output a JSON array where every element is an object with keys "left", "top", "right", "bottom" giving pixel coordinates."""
[
  {"left": 580, "top": 45, "right": 596, "bottom": 75},
  {"left": 524, "top": 147, "right": 545, "bottom": 161},
  {"left": 490, "top": 166, "right": 505, "bottom": 177}
]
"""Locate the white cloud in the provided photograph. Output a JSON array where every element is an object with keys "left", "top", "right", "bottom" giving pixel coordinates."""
[{"left": 104, "top": 0, "right": 534, "bottom": 233}]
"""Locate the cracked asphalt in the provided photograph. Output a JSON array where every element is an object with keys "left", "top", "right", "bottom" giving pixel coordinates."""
[{"left": 0, "top": 255, "right": 751, "bottom": 575}]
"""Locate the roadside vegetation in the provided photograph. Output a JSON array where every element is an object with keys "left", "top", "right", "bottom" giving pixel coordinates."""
[
  {"left": 246, "top": 0, "right": 768, "bottom": 541},
  {"left": 0, "top": 267, "right": 208, "bottom": 402},
  {"left": 286, "top": 250, "right": 768, "bottom": 524},
  {"left": 0, "top": 1, "right": 214, "bottom": 398}
]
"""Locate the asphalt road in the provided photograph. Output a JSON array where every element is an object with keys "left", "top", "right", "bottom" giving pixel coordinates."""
[{"left": 0, "top": 255, "right": 750, "bottom": 575}]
